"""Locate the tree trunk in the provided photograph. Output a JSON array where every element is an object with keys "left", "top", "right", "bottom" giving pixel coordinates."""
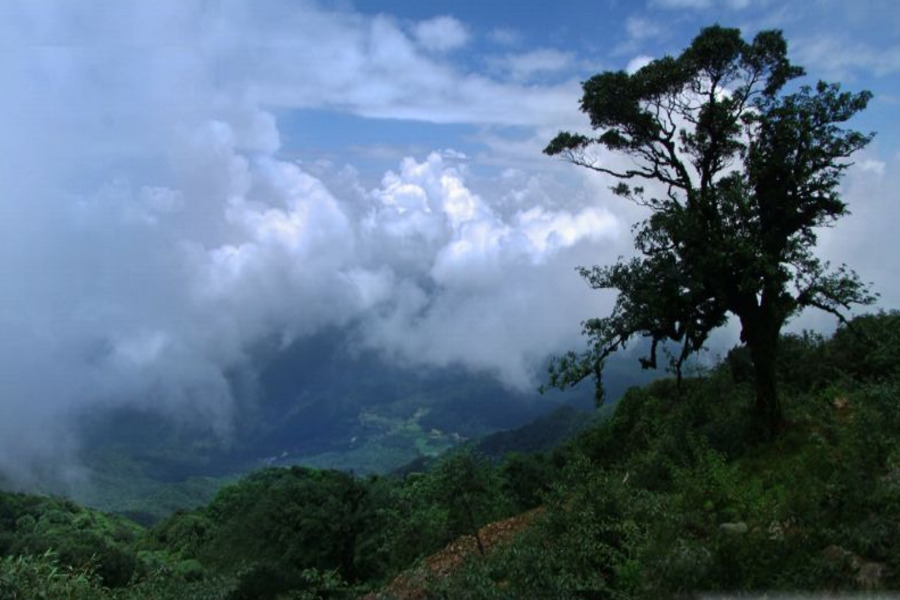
[
  {"left": 741, "top": 311, "right": 783, "bottom": 439},
  {"left": 341, "top": 488, "right": 364, "bottom": 582},
  {"left": 749, "top": 335, "right": 781, "bottom": 438},
  {"left": 464, "top": 499, "right": 486, "bottom": 556}
]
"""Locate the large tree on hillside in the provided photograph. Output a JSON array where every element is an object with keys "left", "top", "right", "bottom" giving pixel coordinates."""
[{"left": 544, "top": 25, "right": 876, "bottom": 437}]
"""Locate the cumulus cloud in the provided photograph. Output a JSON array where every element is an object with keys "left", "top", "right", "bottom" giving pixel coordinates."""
[
  {"left": 353, "top": 154, "right": 621, "bottom": 387},
  {"left": 0, "top": 100, "right": 622, "bottom": 484},
  {"left": 626, "top": 55, "right": 655, "bottom": 74},
  {"left": 0, "top": 0, "right": 625, "bottom": 486}
]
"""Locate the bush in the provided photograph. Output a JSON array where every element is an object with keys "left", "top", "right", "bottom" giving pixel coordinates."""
[{"left": 0, "top": 551, "right": 104, "bottom": 600}]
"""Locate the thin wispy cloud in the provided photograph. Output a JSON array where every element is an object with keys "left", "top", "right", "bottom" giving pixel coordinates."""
[
  {"left": 488, "top": 48, "right": 577, "bottom": 82},
  {"left": 413, "top": 15, "right": 470, "bottom": 52}
]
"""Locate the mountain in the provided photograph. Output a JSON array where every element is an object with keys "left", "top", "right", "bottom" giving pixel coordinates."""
[
  {"left": 70, "top": 330, "right": 664, "bottom": 518},
  {"left": 474, "top": 404, "right": 606, "bottom": 458}
]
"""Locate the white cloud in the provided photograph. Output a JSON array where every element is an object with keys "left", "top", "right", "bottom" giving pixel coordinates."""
[
  {"left": 440, "top": 148, "right": 469, "bottom": 160},
  {"left": 793, "top": 36, "right": 900, "bottom": 78},
  {"left": 490, "top": 48, "right": 576, "bottom": 82},
  {"left": 0, "top": 20, "right": 620, "bottom": 478},
  {"left": 155, "top": 4, "right": 577, "bottom": 127},
  {"left": 858, "top": 158, "right": 886, "bottom": 175},
  {"left": 351, "top": 153, "right": 623, "bottom": 389},
  {"left": 516, "top": 207, "right": 618, "bottom": 256},
  {"left": 488, "top": 27, "right": 521, "bottom": 46},
  {"left": 626, "top": 17, "right": 662, "bottom": 41},
  {"left": 651, "top": 0, "right": 712, "bottom": 8},
  {"left": 413, "top": 15, "right": 470, "bottom": 52},
  {"left": 650, "top": 0, "right": 756, "bottom": 8},
  {"left": 613, "top": 16, "right": 667, "bottom": 56},
  {"left": 817, "top": 154, "right": 900, "bottom": 308},
  {"left": 626, "top": 55, "right": 654, "bottom": 74}
]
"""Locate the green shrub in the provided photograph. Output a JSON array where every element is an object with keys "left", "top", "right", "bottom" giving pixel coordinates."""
[{"left": 0, "top": 551, "right": 104, "bottom": 600}]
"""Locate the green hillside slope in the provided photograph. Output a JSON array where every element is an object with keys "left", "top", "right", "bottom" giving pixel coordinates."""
[{"left": 1, "top": 312, "right": 898, "bottom": 599}]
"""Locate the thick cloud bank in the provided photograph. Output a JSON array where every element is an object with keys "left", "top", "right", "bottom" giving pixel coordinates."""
[
  {"left": 0, "top": 1, "right": 623, "bottom": 486},
  {"left": 0, "top": 127, "right": 623, "bottom": 484}
]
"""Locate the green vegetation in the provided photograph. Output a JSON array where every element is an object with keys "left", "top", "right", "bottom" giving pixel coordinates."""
[
  {"left": 1, "top": 312, "right": 898, "bottom": 598},
  {"left": 289, "top": 407, "right": 461, "bottom": 475},
  {"left": 431, "top": 312, "right": 900, "bottom": 598},
  {"left": 0, "top": 491, "right": 144, "bottom": 595},
  {"left": 545, "top": 25, "right": 875, "bottom": 436},
  {"left": 66, "top": 354, "right": 592, "bottom": 521},
  {"left": 70, "top": 449, "right": 231, "bottom": 526}
]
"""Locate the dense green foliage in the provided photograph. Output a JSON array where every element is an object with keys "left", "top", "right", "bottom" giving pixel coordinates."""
[
  {"left": 1, "top": 312, "right": 898, "bottom": 599},
  {"left": 0, "top": 449, "right": 546, "bottom": 598},
  {"left": 431, "top": 312, "right": 900, "bottom": 598},
  {"left": 545, "top": 25, "right": 875, "bottom": 436},
  {"left": 0, "top": 491, "right": 142, "bottom": 588}
]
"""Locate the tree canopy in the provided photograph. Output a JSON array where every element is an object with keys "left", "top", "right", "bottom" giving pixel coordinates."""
[{"left": 544, "top": 25, "right": 876, "bottom": 435}]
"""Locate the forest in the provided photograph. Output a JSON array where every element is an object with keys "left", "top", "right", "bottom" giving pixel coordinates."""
[{"left": 2, "top": 311, "right": 899, "bottom": 598}]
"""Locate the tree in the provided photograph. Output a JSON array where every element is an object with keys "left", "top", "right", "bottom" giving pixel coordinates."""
[
  {"left": 544, "top": 25, "right": 876, "bottom": 437},
  {"left": 432, "top": 450, "right": 510, "bottom": 555}
]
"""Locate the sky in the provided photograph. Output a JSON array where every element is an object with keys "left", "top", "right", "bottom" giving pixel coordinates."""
[{"left": 0, "top": 0, "right": 898, "bottom": 486}]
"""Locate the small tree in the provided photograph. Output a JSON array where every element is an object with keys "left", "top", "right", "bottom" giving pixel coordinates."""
[
  {"left": 545, "top": 25, "right": 876, "bottom": 437},
  {"left": 432, "top": 450, "right": 509, "bottom": 555}
]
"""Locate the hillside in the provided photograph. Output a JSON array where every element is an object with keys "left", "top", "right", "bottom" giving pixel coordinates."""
[
  {"left": 426, "top": 312, "right": 900, "bottom": 597},
  {"left": 1, "top": 312, "right": 898, "bottom": 599},
  {"left": 62, "top": 330, "right": 664, "bottom": 521}
]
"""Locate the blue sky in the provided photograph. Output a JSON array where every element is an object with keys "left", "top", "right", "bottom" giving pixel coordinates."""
[
  {"left": 291, "top": 0, "right": 900, "bottom": 171},
  {"left": 0, "top": 0, "right": 898, "bottom": 482}
]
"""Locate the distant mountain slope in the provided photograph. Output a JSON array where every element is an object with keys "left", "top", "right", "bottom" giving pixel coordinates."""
[
  {"left": 474, "top": 405, "right": 607, "bottom": 458},
  {"left": 65, "top": 330, "right": 661, "bottom": 517}
]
